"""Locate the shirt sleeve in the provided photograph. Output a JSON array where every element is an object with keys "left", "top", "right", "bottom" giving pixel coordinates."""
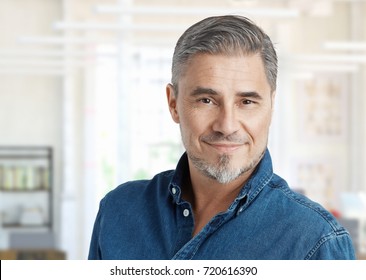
[
  {"left": 88, "top": 199, "right": 104, "bottom": 260},
  {"left": 307, "top": 232, "right": 356, "bottom": 260}
]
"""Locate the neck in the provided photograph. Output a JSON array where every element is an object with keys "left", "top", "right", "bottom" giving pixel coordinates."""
[{"left": 183, "top": 161, "right": 254, "bottom": 236}]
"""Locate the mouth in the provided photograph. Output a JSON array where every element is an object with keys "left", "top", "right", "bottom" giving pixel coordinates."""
[{"left": 205, "top": 142, "right": 244, "bottom": 153}]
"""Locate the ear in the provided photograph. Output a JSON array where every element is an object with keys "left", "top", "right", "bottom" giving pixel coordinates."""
[{"left": 166, "top": 83, "right": 180, "bottom": 123}]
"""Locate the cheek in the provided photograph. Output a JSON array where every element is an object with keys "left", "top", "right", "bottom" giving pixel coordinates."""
[
  {"left": 180, "top": 116, "right": 203, "bottom": 140},
  {"left": 179, "top": 109, "right": 209, "bottom": 146},
  {"left": 244, "top": 113, "right": 272, "bottom": 141}
]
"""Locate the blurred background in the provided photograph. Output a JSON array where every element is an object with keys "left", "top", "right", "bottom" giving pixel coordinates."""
[{"left": 0, "top": 0, "right": 366, "bottom": 260}]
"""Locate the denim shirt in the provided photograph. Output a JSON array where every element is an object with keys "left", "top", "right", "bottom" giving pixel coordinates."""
[{"left": 88, "top": 149, "right": 356, "bottom": 260}]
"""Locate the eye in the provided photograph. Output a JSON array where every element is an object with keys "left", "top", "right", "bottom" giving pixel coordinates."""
[
  {"left": 242, "top": 99, "right": 254, "bottom": 105},
  {"left": 199, "top": 98, "right": 213, "bottom": 104}
]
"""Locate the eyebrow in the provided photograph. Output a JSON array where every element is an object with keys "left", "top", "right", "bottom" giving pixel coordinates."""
[
  {"left": 237, "top": 91, "right": 263, "bottom": 100},
  {"left": 190, "top": 87, "right": 218, "bottom": 96},
  {"left": 190, "top": 86, "right": 263, "bottom": 100}
]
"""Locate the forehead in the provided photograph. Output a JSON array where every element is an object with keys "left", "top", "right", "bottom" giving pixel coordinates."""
[{"left": 178, "top": 53, "right": 270, "bottom": 93}]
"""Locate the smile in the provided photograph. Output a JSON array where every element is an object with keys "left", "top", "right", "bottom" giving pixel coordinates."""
[{"left": 205, "top": 142, "right": 244, "bottom": 153}]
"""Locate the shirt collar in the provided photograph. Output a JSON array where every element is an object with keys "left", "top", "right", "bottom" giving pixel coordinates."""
[
  {"left": 236, "top": 149, "right": 273, "bottom": 204},
  {"left": 169, "top": 153, "right": 189, "bottom": 204}
]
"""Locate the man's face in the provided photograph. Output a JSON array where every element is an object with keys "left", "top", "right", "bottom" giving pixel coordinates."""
[{"left": 167, "top": 53, "right": 275, "bottom": 184}]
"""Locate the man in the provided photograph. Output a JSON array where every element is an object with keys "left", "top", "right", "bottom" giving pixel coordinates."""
[{"left": 88, "top": 15, "right": 355, "bottom": 259}]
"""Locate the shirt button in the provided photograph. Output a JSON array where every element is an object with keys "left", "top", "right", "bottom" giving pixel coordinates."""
[
  {"left": 172, "top": 187, "right": 177, "bottom": 195},
  {"left": 183, "top": 209, "right": 190, "bottom": 217}
]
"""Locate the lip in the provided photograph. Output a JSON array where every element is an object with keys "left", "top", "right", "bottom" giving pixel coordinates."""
[{"left": 206, "top": 143, "right": 244, "bottom": 153}]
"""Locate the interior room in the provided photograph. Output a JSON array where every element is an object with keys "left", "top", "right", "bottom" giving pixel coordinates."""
[{"left": 0, "top": 0, "right": 365, "bottom": 260}]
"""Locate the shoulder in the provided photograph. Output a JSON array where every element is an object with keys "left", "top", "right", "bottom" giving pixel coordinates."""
[
  {"left": 100, "top": 170, "right": 175, "bottom": 208},
  {"left": 267, "top": 174, "right": 341, "bottom": 229},
  {"left": 265, "top": 174, "right": 355, "bottom": 259}
]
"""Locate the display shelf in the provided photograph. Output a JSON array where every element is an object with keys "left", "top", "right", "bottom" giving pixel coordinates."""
[
  {"left": 0, "top": 249, "right": 65, "bottom": 260},
  {"left": 0, "top": 146, "right": 53, "bottom": 231},
  {"left": 2, "top": 223, "right": 51, "bottom": 228}
]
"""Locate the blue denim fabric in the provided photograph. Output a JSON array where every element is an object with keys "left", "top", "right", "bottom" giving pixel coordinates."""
[{"left": 88, "top": 149, "right": 356, "bottom": 260}]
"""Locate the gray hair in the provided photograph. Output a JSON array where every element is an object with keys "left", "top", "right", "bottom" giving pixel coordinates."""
[{"left": 171, "top": 15, "right": 278, "bottom": 93}]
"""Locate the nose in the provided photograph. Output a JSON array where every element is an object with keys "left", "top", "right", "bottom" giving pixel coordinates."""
[{"left": 211, "top": 105, "right": 241, "bottom": 136}]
